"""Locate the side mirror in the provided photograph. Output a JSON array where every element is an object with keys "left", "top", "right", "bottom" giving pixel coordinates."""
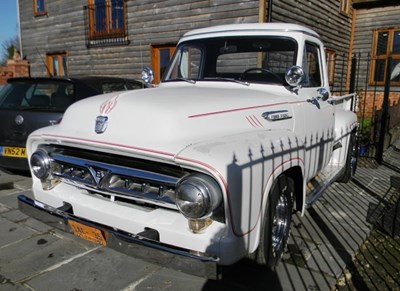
[
  {"left": 317, "top": 87, "right": 330, "bottom": 101},
  {"left": 285, "top": 66, "right": 304, "bottom": 92},
  {"left": 141, "top": 66, "right": 154, "bottom": 84}
]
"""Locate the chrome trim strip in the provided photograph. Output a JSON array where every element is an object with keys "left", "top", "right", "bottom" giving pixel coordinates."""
[
  {"left": 18, "top": 194, "right": 219, "bottom": 279},
  {"left": 49, "top": 154, "right": 179, "bottom": 208},
  {"left": 61, "top": 180, "right": 177, "bottom": 209},
  {"left": 52, "top": 154, "right": 178, "bottom": 185},
  {"left": 262, "top": 110, "right": 292, "bottom": 121}
]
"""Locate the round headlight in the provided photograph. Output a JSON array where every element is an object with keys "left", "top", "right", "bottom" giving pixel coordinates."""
[
  {"left": 175, "top": 173, "right": 222, "bottom": 219},
  {"left": 30, "top": 149, "right": 51, "bottom": 179}
]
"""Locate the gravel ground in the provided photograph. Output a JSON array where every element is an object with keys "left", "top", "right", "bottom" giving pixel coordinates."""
[{"left": 335, "top": 228, "right": 400, "bottom": 290}]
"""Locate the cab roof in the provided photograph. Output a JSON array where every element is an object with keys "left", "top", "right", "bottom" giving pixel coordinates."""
[{"left": 182, "top": 22, "right": 320, "bottom": 39}]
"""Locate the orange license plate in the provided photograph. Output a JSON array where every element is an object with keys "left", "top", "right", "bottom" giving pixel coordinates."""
[
  {"left": 2, "top": 147, "right": 27, "bottom": 158},
  {"left": 68, "top": 220, "right": 107, "bottom": 246}
]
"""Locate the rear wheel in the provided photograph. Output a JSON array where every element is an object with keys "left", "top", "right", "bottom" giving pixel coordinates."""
[
  {"left": 255, "top": 174, "right": 294, "bottom": 268},
  {"left": 337, "top": 132, "right": 358, "bottom": 183}
]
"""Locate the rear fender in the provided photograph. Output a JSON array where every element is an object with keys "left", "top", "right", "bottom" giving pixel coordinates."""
[{"left": 331, "top": 109, "right": 358, "bottom": 167}]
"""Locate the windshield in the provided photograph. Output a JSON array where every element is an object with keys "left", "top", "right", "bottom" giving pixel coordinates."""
[
  {"left": 0, "top": 80, "right": 75, "bottom": 111},
  {"left": 163, "top": 36, "right": 297, "bottom": 85}
]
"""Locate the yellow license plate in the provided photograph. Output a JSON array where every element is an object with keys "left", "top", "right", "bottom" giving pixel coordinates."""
[
  {"left": 2, "top": 147, "right": 27, "bottom": 158},
  {"left": 68, "top": 220, "right": 108, "bottom": 246}
]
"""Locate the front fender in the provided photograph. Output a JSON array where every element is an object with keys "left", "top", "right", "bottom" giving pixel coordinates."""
[{"left": 174, "top": 130, "right": 305, "bottom": 248}]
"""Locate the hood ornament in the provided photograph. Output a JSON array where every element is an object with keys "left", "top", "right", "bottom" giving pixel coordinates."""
[
  {"left": 95, "top": 95, "right": 119, "bottom": 134},
  {"left": 95, "top": 116, "right": 108, "bottom": 134}
]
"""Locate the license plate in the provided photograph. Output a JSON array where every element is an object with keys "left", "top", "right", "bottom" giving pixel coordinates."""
[
  {"left": 2, "top": 147, "right": 27, "bottom": 158},
  {"left": 68, "top": 220, "right": 107, "bottom": 246}
]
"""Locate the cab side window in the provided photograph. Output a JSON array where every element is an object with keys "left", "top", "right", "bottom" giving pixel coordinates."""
[{"left": 302, "top": 42, "right": 322, "bottom": 87}]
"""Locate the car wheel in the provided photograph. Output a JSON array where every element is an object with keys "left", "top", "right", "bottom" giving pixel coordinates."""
[
  {"left": 255, "top": 174, "right": 294, "bottom": 268},
  {"left": 337, "top": 131, "right": 358, "bottom": 183}
]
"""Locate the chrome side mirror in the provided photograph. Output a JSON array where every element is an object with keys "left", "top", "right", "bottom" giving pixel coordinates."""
[
  {"left": 141, "top": 66, "right": 154, "bottom": 84},
  {"left": 317, "top": 87, "right": 329, "bottom": 101},
  {"left": 285, "top": 66, "right": 304, "bottom": 93}
]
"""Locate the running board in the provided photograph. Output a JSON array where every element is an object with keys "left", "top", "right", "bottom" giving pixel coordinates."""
[{"left": 306, "top": 164, "right": 344, "bottom": 207}]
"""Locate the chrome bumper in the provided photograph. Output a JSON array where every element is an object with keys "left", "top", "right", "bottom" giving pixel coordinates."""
[{"left": 18, "top": 195, "right": 219, "bottom": 279}]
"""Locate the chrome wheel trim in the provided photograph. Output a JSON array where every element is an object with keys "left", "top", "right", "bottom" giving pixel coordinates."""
[{"left": 271, "top": 193, "right": 289, "bottom": 251}]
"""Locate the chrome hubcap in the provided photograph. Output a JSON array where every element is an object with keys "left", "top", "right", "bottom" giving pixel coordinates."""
[{"left": 271, "top": 194, "right": 289, "bottom": 251}]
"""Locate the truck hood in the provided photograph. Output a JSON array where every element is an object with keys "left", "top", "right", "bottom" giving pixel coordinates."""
[{"left": 38, "top": 83, "right": 294, "bottom": 158}]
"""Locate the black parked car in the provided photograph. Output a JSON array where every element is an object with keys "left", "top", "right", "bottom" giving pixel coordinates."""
[{"left": 0, "top": 76, "right": 146, "bottom": 172}]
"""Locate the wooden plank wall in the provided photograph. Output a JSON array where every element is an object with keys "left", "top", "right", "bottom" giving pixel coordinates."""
[
  {"left": 270, "top": 0, "right": 354, "bottom": 93},
  {"left": 271, "top": 0, "right": 353, "bottom": 53},
  {"left": 352, "top": 5, "right": 400, "bottom": 92},
  {"left": 20, "top": 0, "right": 259, "bottom": 79}
]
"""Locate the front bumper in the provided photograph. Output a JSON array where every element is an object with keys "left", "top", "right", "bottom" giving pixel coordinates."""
[{"left": 18, "top": 194, "right": 219, "bottom": 279}]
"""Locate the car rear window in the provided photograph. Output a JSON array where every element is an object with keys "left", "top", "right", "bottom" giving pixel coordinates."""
[{"left": 0, "top": 80, "right": 75, "bottom": 111}]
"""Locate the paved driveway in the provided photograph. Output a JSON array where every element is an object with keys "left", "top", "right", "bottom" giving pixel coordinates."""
[{"left": 0, "top": 159, "right": 399, "bottom": 290}]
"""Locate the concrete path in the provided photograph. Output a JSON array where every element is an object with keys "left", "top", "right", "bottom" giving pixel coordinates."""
[{"left": 0, "top": 148, "right": 399, "bottom": 290}]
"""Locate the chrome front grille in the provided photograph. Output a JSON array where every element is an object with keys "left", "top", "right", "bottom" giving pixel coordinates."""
[{"left": 49, "top": 152, "right": 181, "bottom": 209}]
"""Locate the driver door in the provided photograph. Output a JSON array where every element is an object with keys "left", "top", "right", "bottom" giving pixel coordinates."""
[{"left": 296, "top": 42, "right": 335, "bottom": 181}]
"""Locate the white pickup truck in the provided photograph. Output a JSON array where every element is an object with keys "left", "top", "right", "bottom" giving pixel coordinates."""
[{"left": 19, "top": 23, "right": 358, "bottom": 278}]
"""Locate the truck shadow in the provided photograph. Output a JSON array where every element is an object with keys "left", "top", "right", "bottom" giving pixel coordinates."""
[
  {"left": 202, "top": 161, "right": 400, "bottom": 290},
  {"left": 202, "top": 259, "right": 283, "bottom": 291}
]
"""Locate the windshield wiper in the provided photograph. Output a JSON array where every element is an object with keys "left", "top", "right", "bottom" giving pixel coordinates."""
[
  {"left": 204, "top": 77, "right": 249, "bottom": 86},
  {"left": 19, "top": 106, "right": 52, "bottom": 111},
  {"left": 175, "top": 77, "right": 196, "bottom": 84}
]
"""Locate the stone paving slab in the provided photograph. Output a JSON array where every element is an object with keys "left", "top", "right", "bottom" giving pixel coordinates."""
[
  {"left": 0, "top": 232, "right": 96, "bottom": 283},
  {"left": 0, "top": 172, "right": 29, "bottom": 190},
  {"left": 13, "top": 179, "right": 33, "bottom": 192},
  {"left": 27, "top": 247, "right": 161, "bottom": 291},
  {"left": 0, "top": 283, "right": 31, "bottom": 291},
  {"left": 0, "top": 218, "right": 35, "bottom": 248},
  {"left": 0, "top": 190, "right": 32, "bottom": 210},
  {"left": 133, "top": 266, "right": 207, "bottom": 291},
  {"left": 2, "top": 209, "right": 30, "bottom": 224},
  {"left": 0, "top": 203, "right": 11, "bottom": 214}
]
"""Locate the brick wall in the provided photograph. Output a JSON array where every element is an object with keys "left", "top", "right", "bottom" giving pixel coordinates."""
[
  {"left": 0, "top": 51, "right": 29, "bottom": 85},
  {"left": 357, "top": 91, "right": 400, "bottom": 119}
]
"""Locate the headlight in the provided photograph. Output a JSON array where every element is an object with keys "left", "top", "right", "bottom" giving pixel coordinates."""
[
  {"left": 30, "top": 149, "right": 51, "bottom": 179},
  {"left": 175, "top": 173, "right": 222, "bottom": 219}
]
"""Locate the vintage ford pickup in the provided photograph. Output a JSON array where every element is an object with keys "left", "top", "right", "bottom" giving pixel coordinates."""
[{"left": 19, "top": 23, "right": 358, "bottom": 278}]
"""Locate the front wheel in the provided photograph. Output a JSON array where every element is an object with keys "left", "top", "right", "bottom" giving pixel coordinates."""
[{"left": 255, "top": 174, "right": 294, "bottom": 268}]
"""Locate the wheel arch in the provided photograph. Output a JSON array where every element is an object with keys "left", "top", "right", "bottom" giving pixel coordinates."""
[
  {"left": 249, "top": 164, "right": 303, "bottom": 255},
  {"left": 249, "top": 166, "right": 302, "bottom": 265}
]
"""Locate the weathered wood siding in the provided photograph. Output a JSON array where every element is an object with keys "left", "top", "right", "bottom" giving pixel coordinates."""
[
  {"left": 352, "top": 5, "right": 400, "bottom": 92},
  {"left": 19, "top": 0, "right": 355, "bottom": 83},
  {"left": 271, "top": 0, "right": 352, "bottom": 53},
  {"left": 270, "top": 0, "right": 354, "bottom": 93},
  {"left": 20, "top": 0, "right": 259, "bottom": 79}
]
